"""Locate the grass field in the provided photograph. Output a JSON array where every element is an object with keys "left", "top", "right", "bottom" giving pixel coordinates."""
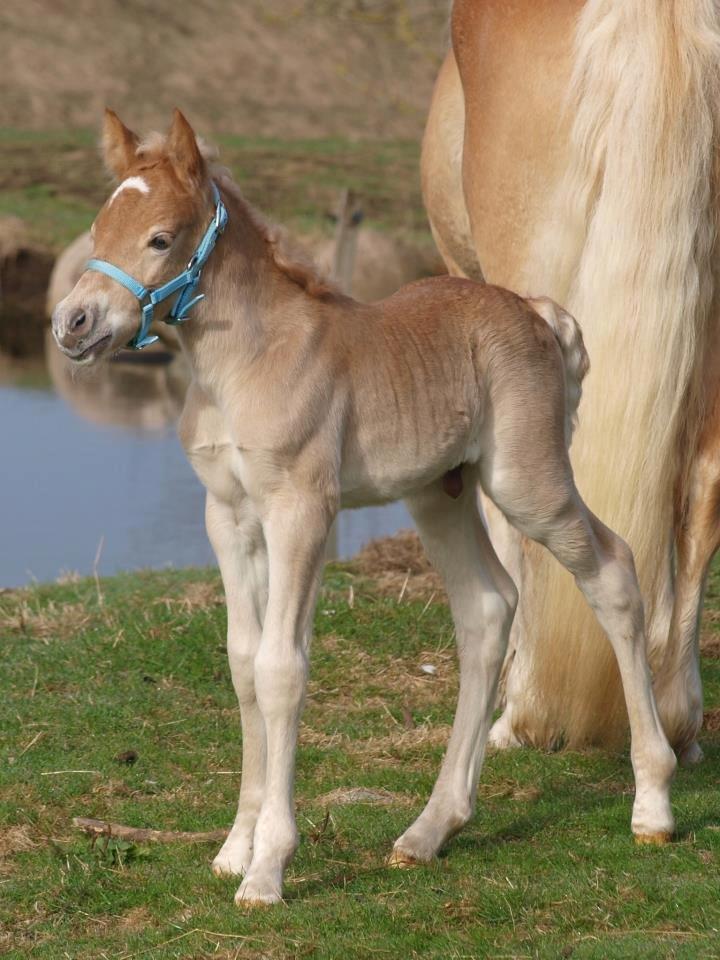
[
  {"left": 0, "top": 128, "right": 428, "bottom": 253},
  {"left": 1, "top": 559, "right": 719, "bottom": 959}
]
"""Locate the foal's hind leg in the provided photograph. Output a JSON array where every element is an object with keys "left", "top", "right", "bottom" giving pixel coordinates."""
[
  {"left": 390, "top": 476, "right": 517, "bottom": 865},
  {"left": 482, "top": 457, "right": 677, "bottom": 841},
  {"left": 205, "top": 493, "right": 268, "bottom": 877}
]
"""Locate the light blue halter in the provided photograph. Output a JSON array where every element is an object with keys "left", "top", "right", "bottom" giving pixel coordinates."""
[{"left": 86, "top": 181, "right": 229, "bottom": 349}]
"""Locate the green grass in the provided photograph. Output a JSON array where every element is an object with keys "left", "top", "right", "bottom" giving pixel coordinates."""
[
  {"left": 1, "top": 563, "right": 719, "bottom": 959},
  {"left": 0, "top": 128, "right": 428, "bottom": 253}
]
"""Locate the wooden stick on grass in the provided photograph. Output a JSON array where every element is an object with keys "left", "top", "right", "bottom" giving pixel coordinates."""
[{"left": 72, "top": 817, "right": 228, "bottom": 844}]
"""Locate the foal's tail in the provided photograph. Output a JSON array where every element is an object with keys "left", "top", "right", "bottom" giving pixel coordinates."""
[{"left": 527, "top": 296, "right": 589, "bottom": 446}]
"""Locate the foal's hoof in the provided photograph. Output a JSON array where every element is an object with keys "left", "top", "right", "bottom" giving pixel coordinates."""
[
  {"left": 234, "top": 893, "right": 277, "bottom": 909},
  {"left": 212, "top": 844, "right": 251, "bottom": 878},
  {"left": 634, "top": 831, "right": 673, "bottom": 846},
  {"left": 234, "top": 877, "right": 283, "bottom": 907},
  {"left": 212, "top": 858, "right": 245, "bottom": 879},
  {"left": 387, "top": 847, "right": 422, "bottom": 869}
]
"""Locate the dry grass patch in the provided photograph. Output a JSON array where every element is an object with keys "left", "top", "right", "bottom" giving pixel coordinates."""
[
  {"left": 700, "top": 629, "right": 720, "bottom": 658},
  {"left": 314, "top": 786, "right": 411, "bottom": 807},
  {"left": 307, "top": 636, "right": 457, "bottom": 716},
  {"left": 117, "top": 906, "right": 156, "bottom": 932},
  {"left": 703, "top": 706, "right": 720, "bottom": 731},
  {"left": 350, "top": 530, "right": 445, "bottom": 602},
  {"left": 299, "top": 720, "right": 451, "bottom": 761},
  {"left": 0, "top": 824, "right": 36, "bottom": 858},
  {"left": 476, "top": 780, "right": 543, "bottom": 803},
  {"left": 0, "top": 825, "right": 37, "bottom": 877},
  {"left": 0, "top": 598, "right": 94, "bottom": 641},
  {"left": 153, "top": 581, "right": 224, "bottom": 613}
]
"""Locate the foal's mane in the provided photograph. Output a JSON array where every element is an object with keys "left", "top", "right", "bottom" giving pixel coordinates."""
[{"left": 133, "top": 132, "right": 338, "bottom": 301}]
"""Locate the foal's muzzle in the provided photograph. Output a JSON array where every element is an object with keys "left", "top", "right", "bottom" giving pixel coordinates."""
[{"left": 51, "top": 301, "right": 106, "bottom": 359}]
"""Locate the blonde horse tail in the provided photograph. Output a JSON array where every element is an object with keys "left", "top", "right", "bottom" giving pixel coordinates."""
[
  {"left": 528, "top": 296, "right": 589, "bottom": 446},
  {"left": 509, "top": 0, "right": 720, "bottom": 747}
]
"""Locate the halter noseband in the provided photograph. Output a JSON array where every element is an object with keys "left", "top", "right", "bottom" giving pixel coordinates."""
[{"left": 85, "top": 181, "right": 229, "bottom": 349}]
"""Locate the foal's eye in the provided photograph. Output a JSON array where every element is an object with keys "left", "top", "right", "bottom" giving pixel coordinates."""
[{"left": 149, "top": 234, "right": 173, "bottom": 251}]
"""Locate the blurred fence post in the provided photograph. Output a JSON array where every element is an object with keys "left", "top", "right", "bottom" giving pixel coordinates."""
[
  {"left": 331, "top": 188, "right": 363, "bottom": 294},
  {"left": 326, "top": 188, "right": 363, "bottom": 561}
]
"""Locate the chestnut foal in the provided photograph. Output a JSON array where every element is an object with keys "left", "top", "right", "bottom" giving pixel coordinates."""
[{"left": 52, "top": 110, "right": 676, "bottom": 906}]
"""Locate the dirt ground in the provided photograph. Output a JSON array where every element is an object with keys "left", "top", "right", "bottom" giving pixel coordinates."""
[{"left": 0, "top": 1, "right": 448, "bottom": 139}]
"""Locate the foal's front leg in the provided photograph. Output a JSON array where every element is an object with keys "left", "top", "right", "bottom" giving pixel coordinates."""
[
  {"left": 236, "top": 491, "right": 333, "bottom": 906},
  {"left": 204, "top": 493, "right": 268, "bottom": 878}
]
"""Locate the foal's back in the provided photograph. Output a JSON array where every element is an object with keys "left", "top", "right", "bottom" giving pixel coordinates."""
[{"left": 336, "top": 276, "right": 576, "bottom": 506}]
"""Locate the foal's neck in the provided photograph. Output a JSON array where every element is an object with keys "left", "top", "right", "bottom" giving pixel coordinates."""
[{"left": 176, "top": 181, "right": 322, "bottom": 394}]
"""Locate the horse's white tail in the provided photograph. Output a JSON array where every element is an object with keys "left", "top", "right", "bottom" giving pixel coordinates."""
[
  {"left": 528, "top": 296, "right": 589, "bottom": 447},
  {"left": 510, "top": 0, "right": 720, "bottom": 747}
]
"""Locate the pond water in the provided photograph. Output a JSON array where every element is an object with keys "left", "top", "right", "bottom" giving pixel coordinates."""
[{"left": 1, "top": 342, "right": 410, "bottom": 588}]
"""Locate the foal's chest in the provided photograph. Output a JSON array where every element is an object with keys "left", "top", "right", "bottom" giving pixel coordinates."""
[{"left": 178, "top": 387, "right": 246, "bottom": 506}]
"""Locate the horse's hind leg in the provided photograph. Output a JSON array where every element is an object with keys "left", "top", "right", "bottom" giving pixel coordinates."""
[
  {"left": 205, "top": 492, "right": 268, "bottom": 877},
  {"left": 390, "top": 475, "right": 517, "bottom": 865},
  {"left": 654, "top": 435, "right": 720, "bottom": 765},
  {"left": 482, "top": 451, "right": 677, "bottom": 841}
]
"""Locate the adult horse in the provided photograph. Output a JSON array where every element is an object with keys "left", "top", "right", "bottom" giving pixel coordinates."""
[{"left": 422, "top": 0, "right": 720, "bottom": 762}]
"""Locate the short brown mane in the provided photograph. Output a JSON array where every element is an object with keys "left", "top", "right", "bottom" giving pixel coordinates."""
[{"left": 213, "top": 170, "right": 339, "bottom": 301}]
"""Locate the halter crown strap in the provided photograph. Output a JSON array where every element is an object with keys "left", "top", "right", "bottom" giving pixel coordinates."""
[{"left": 86, "top": 181, "right": 228, "bottom": 349}]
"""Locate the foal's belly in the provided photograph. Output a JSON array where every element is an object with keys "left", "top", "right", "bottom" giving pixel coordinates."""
[{"left": 339, "top": 420, "right": 481, "bottom": 508}]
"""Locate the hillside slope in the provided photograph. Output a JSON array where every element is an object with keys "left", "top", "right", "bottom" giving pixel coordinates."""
[{"left": 0, "top": 0, "right": 448, "bottom": 138}]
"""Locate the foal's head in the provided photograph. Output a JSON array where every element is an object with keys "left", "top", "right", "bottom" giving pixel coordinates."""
[{"left": 52, "top": 109, "right": 215, "bottom": 363}]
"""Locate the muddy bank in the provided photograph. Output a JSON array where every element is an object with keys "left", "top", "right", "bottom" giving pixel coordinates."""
[{"left": 0, "top": 217, "right": 53, "bottom": 357}]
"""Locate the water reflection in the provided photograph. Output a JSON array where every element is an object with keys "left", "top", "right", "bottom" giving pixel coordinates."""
[
  {"left": 1, "top": 333, "right": 409, "bottom": 587},
  {"left": 46, "top": 332, "right": 188, "bottom": 433}
]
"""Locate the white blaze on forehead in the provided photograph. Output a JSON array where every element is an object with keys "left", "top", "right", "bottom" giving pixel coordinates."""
[{"left": 109, "top": 176, "right": 150, "bottom": 206}]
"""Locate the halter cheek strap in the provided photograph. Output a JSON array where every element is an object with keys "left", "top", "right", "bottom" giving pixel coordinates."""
[{"left": 85, "top": 181, "right": 228, "bottom": 349}]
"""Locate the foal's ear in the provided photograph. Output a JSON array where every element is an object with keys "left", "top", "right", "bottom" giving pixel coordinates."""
[
  {"left": 102, "top": 109, "right": 139, "bottom": 180},
  {"left": 166, "top": 109, "right": 206, "bottom": 188}
]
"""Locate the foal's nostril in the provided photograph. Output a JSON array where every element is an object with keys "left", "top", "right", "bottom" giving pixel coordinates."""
[{"left": 69, "top": 309, "right": 87, "bottom": 333}]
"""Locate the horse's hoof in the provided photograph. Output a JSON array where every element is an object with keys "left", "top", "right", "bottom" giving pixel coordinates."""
[
  {"left": 634, "top": 831, "right": 673, "bottom": 846},
  {"left": 677, "top": 740, "right": 704, "bottom": 767},
  {"left": 387, "top": 847, "right": 422, "bottom": 868},
  {"left": 487, "top": 714, "right": 522, "bottom": 750}
]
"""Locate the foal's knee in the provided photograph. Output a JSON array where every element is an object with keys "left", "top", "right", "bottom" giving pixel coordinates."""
[
  {"left": 228, "top": 641, "right": 258, "bottom": 705},
  {"left": 254, "top": 645, "right": 308, "bottom": 719}
]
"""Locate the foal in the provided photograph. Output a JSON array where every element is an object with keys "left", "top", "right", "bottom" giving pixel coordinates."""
[{"left": 52, "top": 110, "right": 676, "bottom": 907}]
